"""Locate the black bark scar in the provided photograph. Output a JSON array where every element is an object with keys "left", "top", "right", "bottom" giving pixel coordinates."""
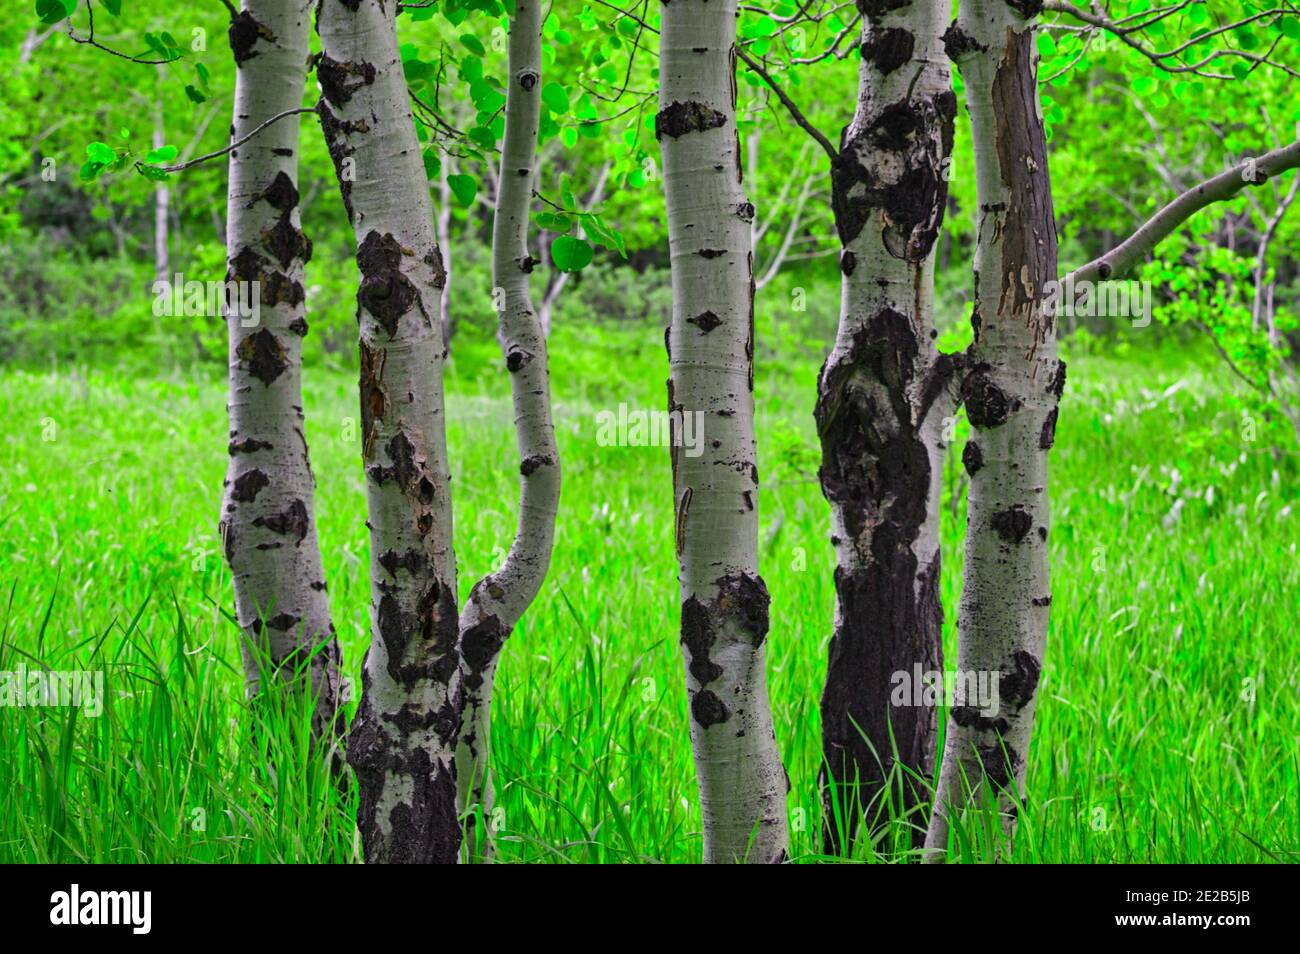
[{"left": 654, "top": 101, "right": 727, "bottom": 140}]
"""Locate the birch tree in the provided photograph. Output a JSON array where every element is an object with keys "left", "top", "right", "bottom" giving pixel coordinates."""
[
  {"left": 923, "top": 0, "right": 1061, "bottom": 857},
  {"left": 455, "top": 0, "right": 561, "bottom": 862},
  {"left": 219, "top": 0, "right": 344, "bottom": 744},
  {"left": 659, "top": 0, "right": 789, "bottom": 864},
  {"left": 316, "top": 0, "right": 461, "bottom": 864},
  {"left": 736, "top": 0, "right": 958, "bottom": 852},
  {"left": 925, "top": 0, "right": 1300, "bottom": 859},
  {"left": 812, "top": 0, "right": 959, "bottom": 853}
]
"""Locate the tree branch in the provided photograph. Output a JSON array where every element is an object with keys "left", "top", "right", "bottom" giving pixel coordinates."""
[
  {"left": 735, "top": 46, "right": 837, "bottom": 160},
  {"left": 142, "top": 105, "right": 318, "bottom": 175},
  {"left": 1064, "top": 139, "right": 1300, "bottom": 285}
]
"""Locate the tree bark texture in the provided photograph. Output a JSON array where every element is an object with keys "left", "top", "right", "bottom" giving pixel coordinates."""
[
  {"left": 316, "top": 0, "right": 461, "bottom": 864},
  {"left": 925, "top": 0, "right": 1061, "bottom": 858},
  {"left": 220, "top": 0, "right": 344, "bottom": 746},
  {"left": 817, "top": 0, "right": 960, "bottom": 855},
  {"left": 658, "top": 0, "right": 790, "bottom": 864},
  {"left": 455, "top": 0, "right": 561, "bottom": 862}
]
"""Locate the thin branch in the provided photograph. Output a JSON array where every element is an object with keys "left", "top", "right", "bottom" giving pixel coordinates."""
[
  {"left": 1064, "top": 139, "right": 1300, "bottom": 285},
  {"left": 1192, "top": 319, "right": 1271, "bottom": 395},
  {"left": 66, "top": 1, "right": 176, "bottom": 65},
  {"left": 143, "top": 105, "right": 318, "bottom": 175},
  {"left": 1045, "top": 1, "right": 1300, "bottom": 81},
  {"left": 735, "top": 46, "right": 837, "bottom": 160}
]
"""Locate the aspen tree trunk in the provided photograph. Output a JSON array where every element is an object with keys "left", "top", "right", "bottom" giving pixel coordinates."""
[
  {"left": 152, "top": 80, "right": 169, "bottom": 286},
  {"left": 925, "top": 0, "right": 1061, "bottom": 858},
  {"left": 435, "top": 159, "right": 453, "bottom": 350},
  {"left": 316, "top": 0, "right": 461, "bottom": 864},
  {"left": 816, "top": 0, "right": 960, "bottom": 855},
  {"left": 658, "top": 0, "right": 789, "bottom": 864},
  {"left": 219, "top": 0, "right": 344, "bottom": 744},
  {"left": 455, "top": 0, "right": 560, "bottom": 862}
]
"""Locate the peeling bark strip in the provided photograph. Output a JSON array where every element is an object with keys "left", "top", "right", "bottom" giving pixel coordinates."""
[
  {"left": 219, "top": 0, "right": 343, "bottom": 748},
  {"left": 316, "top": 0, "right": 460, "bottom": 864},
  {"left": 816, "top": 0, "right": 958, "bottom": 856},
  {"left": 454, "top": 0, "right": 561, "bottom": 863},
  {"left": 925, "top": 0, "right": 1061, "bottom": 860},
  {"left": 660, "top": 0, "right": 789, "bottom": 864}
]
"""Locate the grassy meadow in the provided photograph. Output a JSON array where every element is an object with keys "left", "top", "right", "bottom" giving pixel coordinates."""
[{"left": 0, "top": 319, "right": 1296, "bottom": 863}]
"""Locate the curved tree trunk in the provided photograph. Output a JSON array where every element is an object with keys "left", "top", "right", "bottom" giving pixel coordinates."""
[
  {"left": 220, "top": 0, "right": 343, "bottom": 747},
  {"left": 816, "top": 0, "right": 960, "bottom": 856},
  {"left": 455, "top": 0, "right": 560, "bottom": 863},
  {"left": 316, "top": 0, "right": 461, "bottom": 864},
  {"left": 658, "top": 0, "right": 789, "bottom": 864},
  {"left": 925, "top": 0, "right": 1061, "bottom": 859}
]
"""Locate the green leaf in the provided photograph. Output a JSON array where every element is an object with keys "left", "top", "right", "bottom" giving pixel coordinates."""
[
  {"left": 561, "top": 126, "right": 578, "bottom": 149},
  {"left": 542, "top": 82, "right": 569, "bottom": 114},
  {"left": 551, "top": 235, "right": 593, "bottom": 272},
  {"left": 78, "top": 160, "right": 106, "bottom": 182},
  {"left": 581, "top": 213, "right": 626, "bottom": 257},
  {"left": 144, "top": 145, "right": 178, "bottom": 164},
  {"left": 1281, "top": 18, "right": 1300, "bottom": 40},
  {"left": 460, "top": 33, "right": 487, "bottom": 57},
  {"left": 1132, "top": 75, "right": 1157, "bottom": 95},
  {"left": 470, "top": 80, "right": 506, "bottom": 113},
  {"left": 86, "top": 141, "right": 116, "bottom": 164},
  {"left": 447, "top": 173, "right": 477, "bottom": 206},
  {"left": 534, "top": 211, "right": 574, "bottom": 232},
  {"left": 99, "top": 0, "right": 123, "bottom": 15},
  {"left": 460, "top": 55, "right": 483, "bottom": 83},
  {"left": 468, "top": 124, "right": 497, "bottom": 149},
  {"left": 36, "top": 0, "right": 75, "bottom": 25},
  {"left": 404, "top": 58, "right": 435, "bottom": 82},
  {"left": 423, "top": 151, "right": 441, "bottom": 180},
  {"left": 139, "top": 165, "right": 170, "bottom": 181},
  {"left": 184, "top": 84, "right": 206, "bottom": 104}
]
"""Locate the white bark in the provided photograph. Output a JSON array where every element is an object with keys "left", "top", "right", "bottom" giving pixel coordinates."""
[
  {"left": 316, "top": 0, "right": 460, "bottom": 864},
  {"left": 925, "top": 0, "right": 1060, "bottom": 858},
  {"left": 455, "top": 0, "right": 560, "bottom": 862},
  {"left": 219, "top": 0, "right": 343, "bottom": 745},
  {"left": 816, "top": 0, "right": 960, "bottom": 854},
  {"left": 658, "top": 0, "right": 789, "bottom": 864},
  {"left": 152, "top": 80, "right": 170, "bottom": 286},
  {"left": 436, "top": 157, "right": 454, "bottom": 349}
]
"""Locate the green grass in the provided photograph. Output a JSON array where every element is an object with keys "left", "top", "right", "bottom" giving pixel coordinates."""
[{"left": 1, "top": 322, "right": 1297, "bottom": 863}]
